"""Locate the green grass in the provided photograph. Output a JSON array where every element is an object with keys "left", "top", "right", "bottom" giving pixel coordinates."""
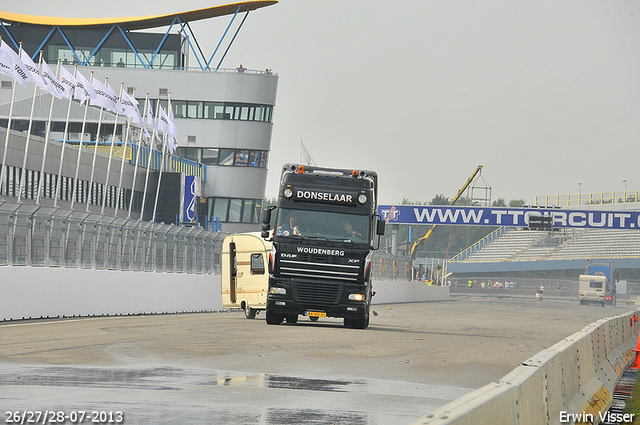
[{"left": 624, "top": 372, "right": 640, "bottom": 424}]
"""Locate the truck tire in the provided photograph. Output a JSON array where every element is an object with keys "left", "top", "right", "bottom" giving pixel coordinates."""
[
  {"left": 285, "top": 314, "right": 298, "bottom": 324},
  {"left": 345, "top": 307, "right": 370, "bottom": 329},
  {"left": 266, "top": 310, "right": 283, "bottom": 325}
]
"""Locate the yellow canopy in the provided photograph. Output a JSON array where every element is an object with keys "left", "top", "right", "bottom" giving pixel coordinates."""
[{"left": 0, "top": 1, "right": 277, "bottom": 30}]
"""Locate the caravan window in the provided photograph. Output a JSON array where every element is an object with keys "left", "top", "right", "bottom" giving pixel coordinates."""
[
  {"left": 589, "top": 281, "right": 603, "bottom": 289},
  {"left": 251, "top": 253, "right": 265, "bottom": 275}
]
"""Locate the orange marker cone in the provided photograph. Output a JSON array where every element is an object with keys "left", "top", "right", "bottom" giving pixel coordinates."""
[{"left": 631, "top": 330, "right": 640, "bottom": 370}]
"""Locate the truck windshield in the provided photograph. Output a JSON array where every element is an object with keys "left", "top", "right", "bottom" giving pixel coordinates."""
[{"left": 275, "top": 208, "right": 370, "bottom": 242}]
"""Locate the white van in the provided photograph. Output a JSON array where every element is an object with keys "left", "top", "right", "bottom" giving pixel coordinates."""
[
  {"left": 578, "top": 274, "right": 607, "bottom": 306},
  {"left": 221, "top": 232, "right": 271, "bottom": 319}
]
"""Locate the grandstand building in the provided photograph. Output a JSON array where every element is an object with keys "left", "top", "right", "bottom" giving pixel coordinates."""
[
  {"left": 0, "top": 1, "right": 278, "bottom": 233},
  {"left": 448, "top": 226, "right": 640, "bottom": 282}
]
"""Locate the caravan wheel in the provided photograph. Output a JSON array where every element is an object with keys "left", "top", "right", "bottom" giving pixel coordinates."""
[{"left": 244, "top": 306, "right": 257, "bottom": 319}]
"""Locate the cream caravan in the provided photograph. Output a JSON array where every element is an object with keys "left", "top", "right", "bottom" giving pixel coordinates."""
[{"left": 222, "top": 232, "right": 271, "bottom": 319}]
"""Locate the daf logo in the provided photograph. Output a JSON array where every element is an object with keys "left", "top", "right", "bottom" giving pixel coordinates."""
[{"left": 281, "top": 253, "right": 298, "bottom": 258}]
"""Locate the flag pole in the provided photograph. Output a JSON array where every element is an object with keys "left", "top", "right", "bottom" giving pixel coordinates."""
[
  {"left": 36, "top": 58, "right": 61, "bottom": 205},
  {"left": 16, "top": 51, "right": 42, "bottom": 203},
  {"left": 0, "top": 41, "right": 18, "bottom": 198},
  {"left": 140, "top": 99, "right": 160, "bottom": 221},
  {"left": 101, "top": 82, "right": 124, "bottom": 214},
  {"left": 152, "top": 132, "right": 168, "bottom": 223},
  {"left": 70, "top": 70, "right": 93, "bottom": 210},
  {"left": 115, "top": 88, "right": 137, "bottom": 217},
  {"left": 152, "top": 93, "right": 173, "bottom": 223},
  {"left": 86, "top": 77, "right": 108, "bottom": 213},
  {"left": 128, "top": 93, "right": 149, "bottom": 218},
  {"left": 53, "top": 66, "right": 76, "bottom": 208}
]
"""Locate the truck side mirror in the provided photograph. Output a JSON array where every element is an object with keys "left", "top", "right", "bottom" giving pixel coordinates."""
[
  {"left": 376, "top": 218, "right": 386, "bottom": 236},
  {"left": 262, "top": 207, "right": 272, "bottom": 227},
  {"left": 261, "top": 206, "right": 275, "bottom": 239}
]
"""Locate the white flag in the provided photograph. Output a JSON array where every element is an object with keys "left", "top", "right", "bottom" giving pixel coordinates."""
[
  {"left": 0, "top": 39, "right": 34, "bottom": 87},
  {"left": 146, "top": 100, "right": 160, "bottom": 141},
  {"left": 167, "top": 101, "right": 178, "bottom": 154},
  {"left": 0, "top": 48, "right": 13, "bottom": 78},
  {"left": 58, "top": 66, "right": 76, "bottom": 100},
  {"left": 121, "top": 90, "right": 149, "bottom": 138},
  {"left": 40, "top": 59, "right": 65, "bottom": 99},
  {"left": 157, "top": 106, "right": 172, "bottom": 138},
  {"left": 90, "top": 79, "right": 122, "bottom": 113},
  {"left": 300, "top": 140, "right": 316, "bottom": 166},
  {"left": 74, "top": 70, "right": 95, "bottom": 102},
  {"left": 18, "top": 49, "right": 47, "bottom": 90}
]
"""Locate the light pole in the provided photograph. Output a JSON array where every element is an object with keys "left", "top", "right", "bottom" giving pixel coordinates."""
[
  {"left": 577, "top": 182, "right": 581, "bottom": 205},
  {"left": 623, "top": 179, "right": 627, "bottom": 202}
]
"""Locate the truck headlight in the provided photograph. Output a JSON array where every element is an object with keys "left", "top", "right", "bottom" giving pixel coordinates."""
[
  {"left": 348, "top": 293, "right": 365, "bottom": 301},
  {"left": 270, "top": 287, "right": 287, "bottom": 295},
  {"left": 284, "top": 188, "right": 293, "bottom": 198},
  {"left": 358, "top": 194, "right": 367, "bottom": 204}
]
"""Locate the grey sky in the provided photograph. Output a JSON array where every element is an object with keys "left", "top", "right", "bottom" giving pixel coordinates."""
[{"left": 4, "top": 1, "right": 640, "bottom": 205}]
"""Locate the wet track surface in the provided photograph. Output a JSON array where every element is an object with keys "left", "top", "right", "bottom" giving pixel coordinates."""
[
  {"left": 1, "top": 364, "right": 467, "bottom": 424},
  {"left": 1, "top": 297, "right": 636, "bottom": 424}
]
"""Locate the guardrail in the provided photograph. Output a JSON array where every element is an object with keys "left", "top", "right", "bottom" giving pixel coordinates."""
[{"left": 410, "top": 310, "right": 639, "bottom": 425}]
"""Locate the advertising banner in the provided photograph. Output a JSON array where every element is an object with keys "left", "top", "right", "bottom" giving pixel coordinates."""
[
  {"left": 378, "top": 205, "right": 640, "bottom": 230},
  {"left": 182, "top": 175, "right": 200, "bottom": 224}
]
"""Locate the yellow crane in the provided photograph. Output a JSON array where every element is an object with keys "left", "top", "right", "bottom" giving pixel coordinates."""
[{"left": 410, "top": 165, "right": 484, "bottom": 257}]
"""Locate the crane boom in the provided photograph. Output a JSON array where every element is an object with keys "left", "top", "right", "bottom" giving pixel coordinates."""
[{"left": 410, "top": 165, "right": 484, "bottom": 257}]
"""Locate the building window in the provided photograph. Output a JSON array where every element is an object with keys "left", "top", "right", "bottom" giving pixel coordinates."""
[
  {"left": 205, "top": 197, "right": 262, "bottom": 223},
  {"left": 149, "top": 99, "right": 273, "bottom": 122},
  {"left": 212, "top": 198, "right": 229, "bottom": 222},
  {"left": 235, "top": 150, "right": 249, "bottom": 166},
  {"left": 201, "top": 148, "right": 219, "bottom": 165},
  {"left": 218, "top": 149, "right": 235, "bottom": 166}
]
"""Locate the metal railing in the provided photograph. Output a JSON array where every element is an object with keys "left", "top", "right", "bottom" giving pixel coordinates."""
[
  {"left": 0, "top": 202, "right": 225, "bottom": 274},
  {"left": 534, "top": 191, "right": 640, "bottom": 207}
]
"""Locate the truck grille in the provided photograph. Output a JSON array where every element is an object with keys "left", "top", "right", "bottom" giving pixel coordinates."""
[
  {"left": 280, "top": 255, "right": 360, "bottom": 281},
  {"left": 293, "top": 280, "right": 342, "bottom": 305}
]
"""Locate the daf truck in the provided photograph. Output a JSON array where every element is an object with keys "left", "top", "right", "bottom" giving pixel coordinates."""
[{"left": 261, "top": 164, "right": 385, "bottom": 329}]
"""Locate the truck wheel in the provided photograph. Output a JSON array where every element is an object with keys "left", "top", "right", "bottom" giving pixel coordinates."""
[
  {"left": 244, "top": 306, "right": 257, "bottom": 319},
  {"left": 266, "top": 310, "right": 283, "bottom": 325},
  {"left": 285, "top": 314, "right": 298, "bottom": 324}
]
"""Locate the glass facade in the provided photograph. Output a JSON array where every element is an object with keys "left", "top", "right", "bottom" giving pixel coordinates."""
[
  {"left": 175, "top": 147, "right": 268, "bottom": 168},
  {"left": 146, "top": 99, "right": 273, "bottom": 123},
  {"left": 204, "top": 197, "right": 263, "bottom": 225}
]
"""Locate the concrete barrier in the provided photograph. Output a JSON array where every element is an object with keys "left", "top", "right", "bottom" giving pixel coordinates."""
[
  {"left": 372, "top": 281, "right": 450, "bottom": 304},
  {"left": 410, "top": 311, "right": 639, "bottom": 425},
  {"left": 0, "top": 267, "right": 448, "bottom": 320},
  {"left": 0, "top": 267, "right": 222, "bottom": 320}
]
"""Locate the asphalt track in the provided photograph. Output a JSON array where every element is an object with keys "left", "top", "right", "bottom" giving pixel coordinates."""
[{"left": 0, "top": 296, "right": 636, "bottom": 424}]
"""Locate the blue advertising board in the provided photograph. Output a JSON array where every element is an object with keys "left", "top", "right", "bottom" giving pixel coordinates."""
[
  {"left": 378, "top": 205, "right": 640, "bottom": 230},
  {"left": 183, "top": 175, "right": 198, "bottom": 224}
]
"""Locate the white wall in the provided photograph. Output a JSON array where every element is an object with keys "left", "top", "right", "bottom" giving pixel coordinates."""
[
  {"left": 0, "top": 267, "right": 447, "bottom": 321},
  {"left": 0, "top": 267, "right": 222, "bottom": 321}
]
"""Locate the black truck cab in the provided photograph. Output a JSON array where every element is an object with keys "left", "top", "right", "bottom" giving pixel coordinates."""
[{"left": 261, "top": 164, "right": 385, "bottom": 329}]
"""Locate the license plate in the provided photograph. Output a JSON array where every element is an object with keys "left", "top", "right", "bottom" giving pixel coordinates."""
[{"left": 306, "top": 311, "right": 326, "bottom": 318}]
